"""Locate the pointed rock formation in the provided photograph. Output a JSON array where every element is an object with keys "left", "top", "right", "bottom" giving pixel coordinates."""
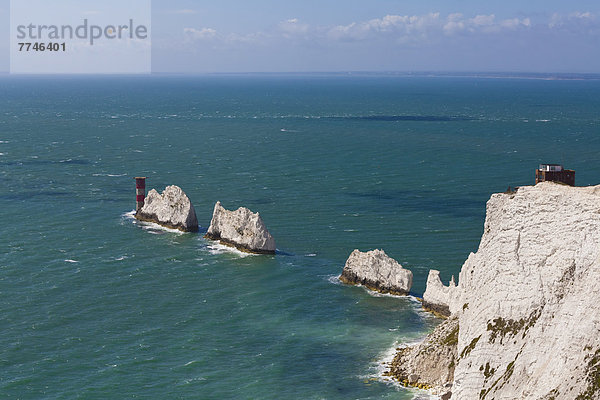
[
  {"left": 135, "top": 185, "right": 198, "bottom": 232},
  {"left": 423, "top": 270, "right": 457, "bottom": 317},
  {"left": 339, "top": 249, "right": 413, "bottom": 295},
  {"left": 204, "top": 201, "right": 276, "bottom": 254}
]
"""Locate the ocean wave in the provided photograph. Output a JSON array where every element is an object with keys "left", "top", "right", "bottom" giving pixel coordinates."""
[
  {"left": 371, "top": 340, "right": 439, "bottom": 399},
  {"left": 205, "top": 241, "right": 256, "bottom": 258},
  {"left": 366, "top": 290, "right": 414, "bottom": 299},
  {"left": 134, "top": 113, "right": 475, "bottom": 122},
  {"left": 123, "top": 210, "right": 184, "bottom": 234},
  {"left": 93, "top": 173, "right": 127, "bottom": 177}
]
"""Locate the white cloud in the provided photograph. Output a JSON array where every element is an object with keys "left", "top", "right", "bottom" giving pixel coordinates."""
[
  {"left": 443, "top": 13, "right": 530, "bottom": 35},
  {"left": 549, "top": 11, "right": 596, "bottom": 28},
  {"left": 181, "top": 11, "right": 593, "bottom": 50},
  {"left": 278, "top": 18, "right": 309, "bottom": 38},
  {"left": 471, "top": 14, "right": 496, "bottom": 27},
  {"left": 501, "top": 17, "right": 531, "bottom": 30},
  {"left": 328, "top": 13, "right": 441, "bottom": 42},
  {"left": 184, "top": 27, "right": 217, "bottom": 40}
]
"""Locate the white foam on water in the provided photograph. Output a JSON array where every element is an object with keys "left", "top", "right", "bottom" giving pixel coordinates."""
[
  {"left": 123, "top": 210, "right": 184, "bottom": 235},
  {"left": 326, "top": 274, "right": 342, "bottom": 285},
  {"left": 64, "top": 259, "right": 78, "bottom": 263},
  {"left": 205, "top": 241, "right": 255, "bottom": 258},
  {"left": 370, "top": 339, "right": 439, "bottom": 399},
  {"left": 366, "top": 290, "right": 412, "bottom": 299},
  {"left": 0, "top": 153, "right": 5, "bottom": 156},
  {"left": 536, "top": 119, "right": 551, "bottom": 122},
  {"left": 140, "top": 222, "right": 184, "bottom": 234},
  {"left": 305, "top": 253, "right": 317, "bottom": 257},
  {"left": 93, "top": 173, "right": 127, "bottom": 177}
]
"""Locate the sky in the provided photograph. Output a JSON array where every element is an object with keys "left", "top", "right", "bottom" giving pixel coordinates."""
[{"left": 2, "top": 0, "right": 600, "bottom": 73}]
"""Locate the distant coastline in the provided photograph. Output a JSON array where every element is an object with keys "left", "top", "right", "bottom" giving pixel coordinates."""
[{"left": 3, "top": 71, "right": 600, "bottom": 81}]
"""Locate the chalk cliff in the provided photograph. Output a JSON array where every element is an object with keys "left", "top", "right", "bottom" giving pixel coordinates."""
[
  {"left": 135, "top": 185, "right": 198, "bottom": 232},
  {"left": 340, "top": 249, "right": 413, "bottom": 295},
  {"left": 204, "top": 201, "right": 276, "bottom": 254},
  {"left": 387, "top": 182, "right": 600, "bottom": 399}
]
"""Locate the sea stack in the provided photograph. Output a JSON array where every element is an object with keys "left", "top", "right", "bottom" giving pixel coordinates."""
[
  {"left": 204, "top": 201, "right": 276, "bottom": 254},
  {"left": 339, "top": 249, "right": 413, "bottom": 295},
  {"left": 386, "top": 182, "right": 600, "bottom": 399},
  {"left": 135, "top": 185, "right": 199, "bottom": 232},
  {"left": 422, "top": 270, "right": 456, "bottom": 317}
]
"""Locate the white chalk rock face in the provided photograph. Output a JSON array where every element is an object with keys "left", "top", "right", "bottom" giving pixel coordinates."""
[
  {"left": 423, "top": 270, "right": 457, "bottom": 317},
  {"left": 204, "top": 201, "right": 276, "bottom": 254},
  {"left": 135, "top": 185, "right": 198, "bottom": 232},
  {"left": 340, "top": 249, "right": 413, "bottom": 295},
  {"left": 388, "top": 182, "right": 600, "bottom": 399}
]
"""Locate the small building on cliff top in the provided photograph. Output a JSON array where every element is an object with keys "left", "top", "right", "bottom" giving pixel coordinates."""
[{"left": 535, "top": 164, "right": 575, "bottom": 186}]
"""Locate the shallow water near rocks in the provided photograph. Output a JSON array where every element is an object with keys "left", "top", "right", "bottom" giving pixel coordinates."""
[{"left": 1, "top": 75, "right": 599, "bottom": 399}]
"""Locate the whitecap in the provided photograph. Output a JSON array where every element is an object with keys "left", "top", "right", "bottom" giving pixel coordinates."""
[
  {"left": 205, "top": 241, "right": 255, "bottom": 258},
  {"left": 123, "top": 210, "right": 185, "bottom": 234},
  {"left": 65, "top": 259, "right": 79, "bottom": 263},
  {"left": 305, "top": 253, "right": 317, "bottom": 257},
  {"left": 366, "top": 290, "right": 411, "bottom": 299},
  {"left": 93, "top": 173, "right": 127, "bottom": 177},
  {"left": 140, "top": 222, "right": 184, "bottom": 234},
  {"left": 0, "top": 153, "right": 4, "bottom": 156},
  {"left": 326, "top": 274, "right": 342, "bottom": 285}
]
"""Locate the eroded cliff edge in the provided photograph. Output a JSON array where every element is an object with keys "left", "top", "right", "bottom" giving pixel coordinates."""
[{"left": 387, "top": 182, "right": 600, "bottom": 399}]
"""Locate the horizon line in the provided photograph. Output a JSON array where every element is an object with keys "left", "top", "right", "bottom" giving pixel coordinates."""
[{"left": 1, "top": 70, "right": 600, "bottom": 80}]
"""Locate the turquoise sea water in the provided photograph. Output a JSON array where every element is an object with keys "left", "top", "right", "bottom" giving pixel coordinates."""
[{"left": 1, "top": 75, "right": 600, "bottom": 399}]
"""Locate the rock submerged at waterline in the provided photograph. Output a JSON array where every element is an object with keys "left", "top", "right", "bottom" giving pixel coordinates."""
[
  {"left": 387, "top": 182, "right": 600, "bottom": 399},
  {"left": 135, "top": 185, "right": 199, "bottom": 232},
  {"left": 204, "top": 201, "right": 276, "bottom": 254},
  {"left": 339, "top": 249, "right": 413, "bottom": 295}
]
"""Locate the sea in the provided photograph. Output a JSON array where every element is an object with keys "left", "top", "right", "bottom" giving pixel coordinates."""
[{"left": 1, "top": 74, "right": 600, "bottom": 399}]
